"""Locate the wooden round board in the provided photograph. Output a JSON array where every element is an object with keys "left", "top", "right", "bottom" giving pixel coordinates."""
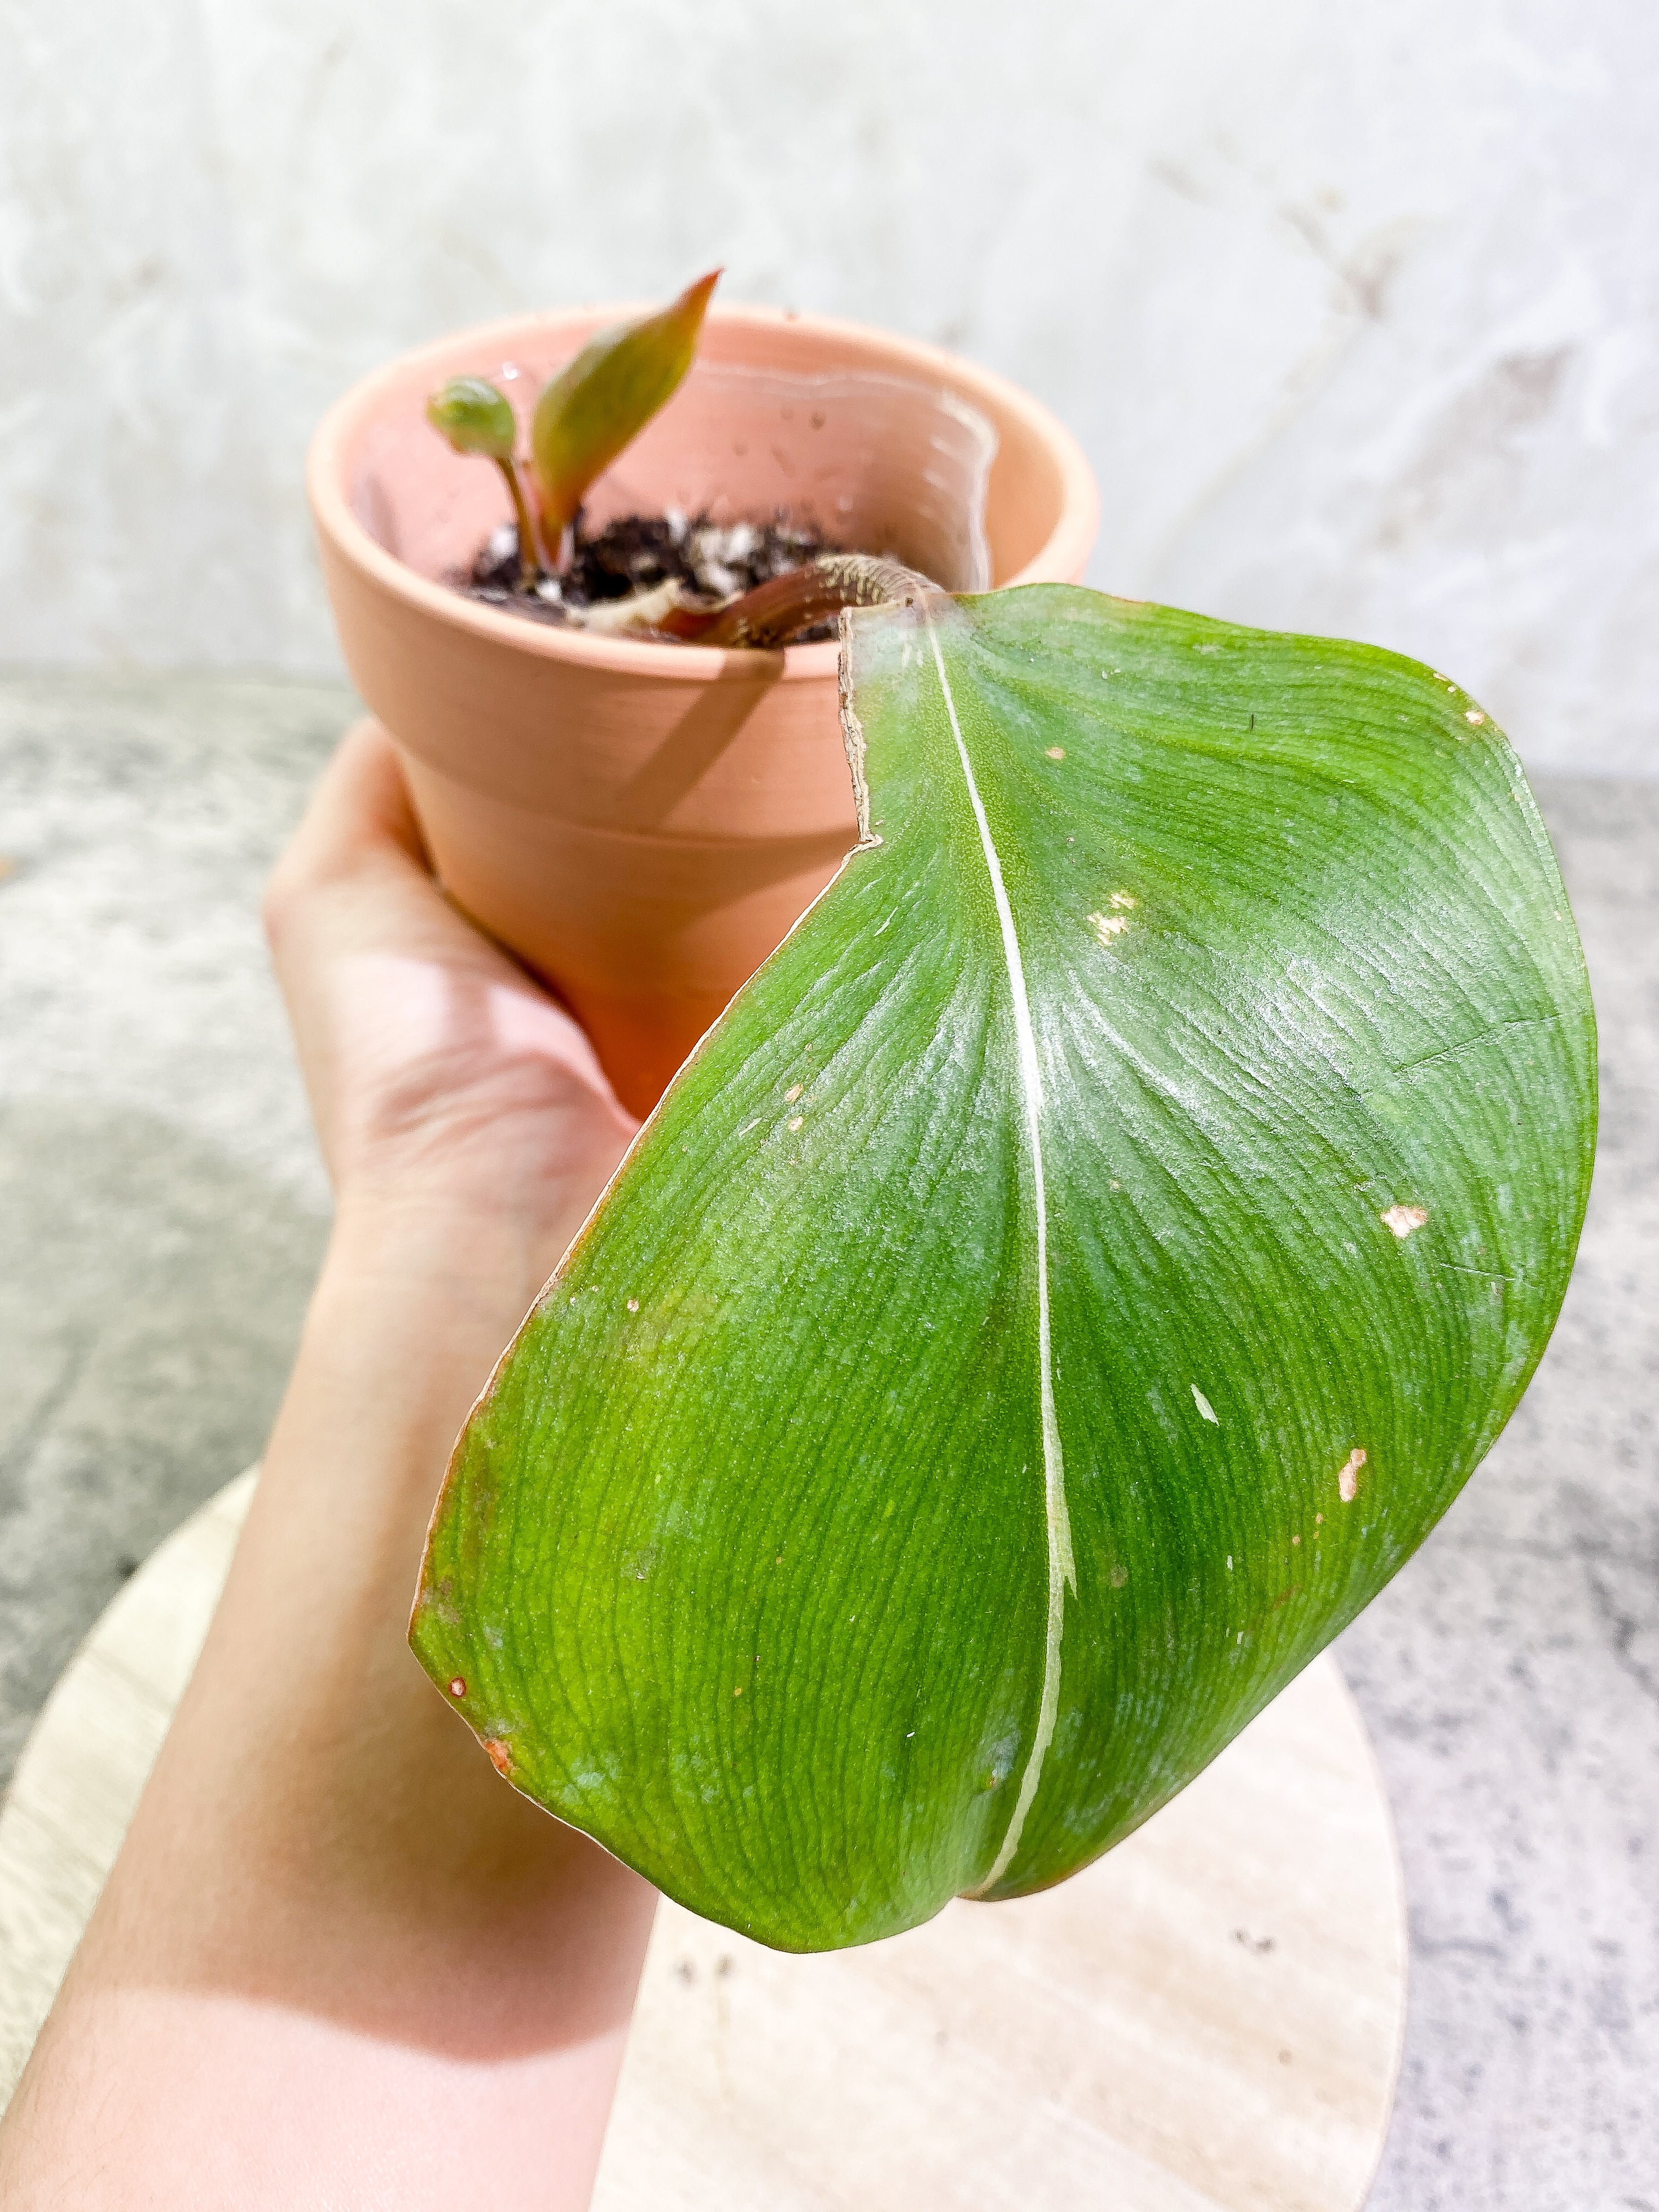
[{"left": 0, "top": 1474, "right": 1404, "bottom": 2208}]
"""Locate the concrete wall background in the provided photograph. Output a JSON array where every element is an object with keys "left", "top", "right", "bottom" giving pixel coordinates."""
[{"left": 3, "top": 0, "right": 1655, "bottom": 773}]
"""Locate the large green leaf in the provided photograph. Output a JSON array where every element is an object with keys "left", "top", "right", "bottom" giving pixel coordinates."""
[{"left": 411, "top": 584, "right": 1595, "bottom": 1951}]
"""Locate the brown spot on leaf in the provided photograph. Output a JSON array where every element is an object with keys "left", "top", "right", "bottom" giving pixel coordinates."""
[
  {"left": 1338, "top": 1448, "right": 1367, "bottom": 1502},
  {"left": 1381, "top": 1203, "right": 1428, "bottom": 1239}
]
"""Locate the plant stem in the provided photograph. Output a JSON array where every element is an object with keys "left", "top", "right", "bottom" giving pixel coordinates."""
[
  {"left": 493, "top": 457, "right": 546, "bottom": 587},
  {"left": 662, "top": 556, "right": 933, "bottom": 649}
]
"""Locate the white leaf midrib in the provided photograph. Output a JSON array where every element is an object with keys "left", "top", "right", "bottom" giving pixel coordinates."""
[{"left": 921, "top": 607, "right": 1075, "bottom": 1895}]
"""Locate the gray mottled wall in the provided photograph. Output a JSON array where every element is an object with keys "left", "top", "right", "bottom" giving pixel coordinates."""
[{"left": 3, "top": 0, "right": 1656, "bottom": 773}]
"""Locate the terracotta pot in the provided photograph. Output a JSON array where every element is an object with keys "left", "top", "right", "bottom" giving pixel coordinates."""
[{"left": 308, "top": 305, "right": 1099, "bottom": 1115}]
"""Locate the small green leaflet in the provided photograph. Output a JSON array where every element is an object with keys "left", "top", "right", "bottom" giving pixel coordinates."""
[{"left": 412, "top": 584, "right": 1595, "bottom": 1951}]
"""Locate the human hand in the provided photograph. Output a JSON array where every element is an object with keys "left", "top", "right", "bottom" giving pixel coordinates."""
[{"left": 263, "top": 717, "right": 637, "bottom": 1304}]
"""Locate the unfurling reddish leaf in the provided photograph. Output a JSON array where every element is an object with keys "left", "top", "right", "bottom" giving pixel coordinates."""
[{"left": 532, "top": 270, "right": 721, "bottom": 555}]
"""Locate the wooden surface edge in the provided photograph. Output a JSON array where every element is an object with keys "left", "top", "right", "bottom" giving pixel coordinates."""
[{"left": 1, "top": 1473, "right": 1404, "bottom": 2211}]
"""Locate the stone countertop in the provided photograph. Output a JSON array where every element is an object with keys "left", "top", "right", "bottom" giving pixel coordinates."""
[{"left": 1, "top": 674, "right": 1653, "bottom": 2210}]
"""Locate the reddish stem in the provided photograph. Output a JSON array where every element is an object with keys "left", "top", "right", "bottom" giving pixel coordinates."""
[
  {"left": 493, "top": 457, "right": 548, "bottom": 585},
  {"left": 660, "top": 556, "right": 933, "bottom": 649}
]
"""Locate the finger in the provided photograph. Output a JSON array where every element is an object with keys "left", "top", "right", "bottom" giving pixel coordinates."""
[{"left": 279, "top": 720, "right": 431, "bottom": 899}]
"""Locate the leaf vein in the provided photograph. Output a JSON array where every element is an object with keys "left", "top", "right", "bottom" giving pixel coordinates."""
[
  {"left": 920, "top": 605, "right": 1074, "bottom": 1895},
  {"left": 1389, "top": 1014, "right": 1561, "bottom": 1080}
]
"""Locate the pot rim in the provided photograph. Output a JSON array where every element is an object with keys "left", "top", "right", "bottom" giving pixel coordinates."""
[{"left": 307, "top": 301, "right": 1099, "bottom": 686}]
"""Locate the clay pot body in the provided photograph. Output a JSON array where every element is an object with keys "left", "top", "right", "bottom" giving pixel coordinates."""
[{"left": 308, "top": 306, "right": 1099, "bottom": 1115}]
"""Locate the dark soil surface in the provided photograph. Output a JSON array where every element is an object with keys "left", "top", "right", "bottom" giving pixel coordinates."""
[{"left": 456, "top": 510, "right": 846, "bottom": 641}]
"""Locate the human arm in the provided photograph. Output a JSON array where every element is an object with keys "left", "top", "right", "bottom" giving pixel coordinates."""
[{"left": 0, "top": 722, "right": 656, "bottom": 2207}]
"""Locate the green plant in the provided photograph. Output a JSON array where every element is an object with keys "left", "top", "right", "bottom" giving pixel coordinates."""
[
  {"left": 410, "top": 577, "right": 1595, "bottom": 1950},
  {"left": 424, "top": 270, "right": 919, "bottom": 643},
  {"left": 425, "top": 376, "right": 545, "bottom": 577},
  {"left": 426, "top": 270, "right": 720, "bottom": 587}
]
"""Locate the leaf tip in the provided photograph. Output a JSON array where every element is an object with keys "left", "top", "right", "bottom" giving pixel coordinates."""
[{"left": 680, "top": 266, "right": 723, "bottom": 323}]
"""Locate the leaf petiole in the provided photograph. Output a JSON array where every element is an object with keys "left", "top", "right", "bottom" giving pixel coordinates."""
[
  {"left": 492, "top": 455, "right": 549, "bottom": 590},
  {"left": 660, "top": 554, "right": 929, "bottom": 647}
]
